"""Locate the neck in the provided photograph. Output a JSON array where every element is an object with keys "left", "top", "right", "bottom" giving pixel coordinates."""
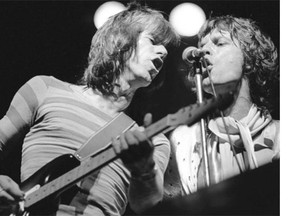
[
  {"left": 111, "top": 74, "right": 142, "bottom": 112},
  {"left": 224, "top": 79, "right": 252, "bottom": 120},
  {"left": 81, "top": 87, "right": 134, "bottom": 116}
]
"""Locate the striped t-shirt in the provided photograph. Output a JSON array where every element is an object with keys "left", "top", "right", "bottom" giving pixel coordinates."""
[{"left": 0, "top": 75, "right": 170, "bottom": 216}]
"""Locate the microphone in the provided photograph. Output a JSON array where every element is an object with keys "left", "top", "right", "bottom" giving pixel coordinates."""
[{"left": 182, "top": 46, "right": 206, "bottom": 63}]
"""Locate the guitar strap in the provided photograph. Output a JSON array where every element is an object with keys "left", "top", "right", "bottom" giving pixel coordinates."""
[{"left": 74, "top": 112, "right": 136, "bottom": 161}]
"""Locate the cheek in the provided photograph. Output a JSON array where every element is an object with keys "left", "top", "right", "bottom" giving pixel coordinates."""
[
  {"left": 217, "top": 51, "right": 244, "bottom": 79},
  {"left": 126, "top": 55, "right": 141, "bottom": 72},
  {"left": 228, "top": 53, "right": 244, "bottom": 78}
]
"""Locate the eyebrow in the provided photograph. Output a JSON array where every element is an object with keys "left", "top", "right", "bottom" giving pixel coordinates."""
[{"left": 200, "top": 30, "right": 231, "bottom": 47}]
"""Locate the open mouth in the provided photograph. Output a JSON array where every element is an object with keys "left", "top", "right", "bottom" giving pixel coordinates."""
[
  {"left": 201, "top": 58, "right": 212, "bottom": 78},
  {"left": 152, "top": 58, "right": 163, "bottom": 71},
  {"left": 203, "top": 65, "right": 213, "bottom": 77}
]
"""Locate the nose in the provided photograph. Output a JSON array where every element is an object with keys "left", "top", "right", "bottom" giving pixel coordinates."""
[
  {"left": 156, "top": 45, "right": 168, "bottom": 60},
  {"left": 201, "top": 42, "right": 213, "bottom": 56},
  {"left": 201, "top": 48, "right": 211, "bottom": 56},
  {"left": 199, "top": 45, "right": 212, "bottom": 68}
]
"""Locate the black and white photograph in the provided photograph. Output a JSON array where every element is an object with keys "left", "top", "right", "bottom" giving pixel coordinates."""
[{"left": 0, "top": 0, "right": 280, "bottom": 215}]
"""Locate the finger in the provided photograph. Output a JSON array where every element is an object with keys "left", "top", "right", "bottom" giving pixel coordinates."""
[
  {"left": 124, "top": 131, "right": 139, "bottom": 147},
  {"left": 111, "top": 137, "right": 121, "bottom": 155},
  {"left": 8, "top": 181, "right": 24, "bottom": 199},
  {"left": 118, "top": 133, "right": 135, "bottom": 164},
  {"left": 0, "top": 176, "right": 24, "bottom": 200},
  {"left": 132, "top": 130, "right": 148, "bottom": 143},
  {"left": 132, "top": 131, "right": 154, "bottom": 154},
  {"left": 119, "top": 133, "right": 129, "bottom": 151},
  {"left": 0, "top": 188, "right": 19, "bottom": 203},
  {"left": 121, "top": 131, "right": 150, "bottom": 164},
  {"left": 143, "top": 113, "right": 153, "bottom": 127}
]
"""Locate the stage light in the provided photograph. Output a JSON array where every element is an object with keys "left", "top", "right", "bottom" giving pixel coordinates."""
[
  {"left": 94, "top": 1, "right": 126, "bottom": 29},
  {"left": 169, "top": 3, "right": 206, "bottom": 37}
]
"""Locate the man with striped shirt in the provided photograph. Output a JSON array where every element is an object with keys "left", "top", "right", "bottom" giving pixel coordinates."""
[{"left": 0, "top": 3, "right": 179, "bottom": 215}]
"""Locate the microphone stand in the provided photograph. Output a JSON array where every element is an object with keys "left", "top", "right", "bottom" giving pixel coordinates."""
[{"left": 191, "top": 59, "right": 210, "bottom": 187}]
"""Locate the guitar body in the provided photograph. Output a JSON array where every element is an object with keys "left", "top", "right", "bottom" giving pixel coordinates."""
[{"left": 20, "top": 154, "right": 80, "bottom": 215}]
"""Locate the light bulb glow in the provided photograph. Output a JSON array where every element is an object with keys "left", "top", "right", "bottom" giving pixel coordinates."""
[
  {"left": 169, "top": 3, "right": 206, "bottom": 37},
  {"left": 94, "top": 1, "right": 126, "bottom": 29}
]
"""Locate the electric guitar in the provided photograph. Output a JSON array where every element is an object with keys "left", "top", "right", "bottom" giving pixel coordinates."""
[{"left": 7, "top": 92, "right": 233, "bottom": 215}]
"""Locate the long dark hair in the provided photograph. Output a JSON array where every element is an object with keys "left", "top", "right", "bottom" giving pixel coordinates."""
[{"left": 81, "top": 2, "right": 179, "bottom": 97}]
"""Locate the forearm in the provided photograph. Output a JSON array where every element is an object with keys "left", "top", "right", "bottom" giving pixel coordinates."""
[{"left": 128, "top": 164, "right": 163, "bottom": 214}]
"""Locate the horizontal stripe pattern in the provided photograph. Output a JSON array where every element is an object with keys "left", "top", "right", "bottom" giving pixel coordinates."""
[
  {"left": 0, "top": 75, "right": 170, "bottom": 216},
  {"left": 18, "top": 76, "right": 115, "bottom": 180}
]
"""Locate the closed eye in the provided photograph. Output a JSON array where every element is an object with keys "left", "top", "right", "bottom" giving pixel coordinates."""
[{"left": 145, "top": 34, "right": 155, "bottom": 45}]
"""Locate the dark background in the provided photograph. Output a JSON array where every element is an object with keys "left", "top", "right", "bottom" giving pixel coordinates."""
[
  {"left": 0, "top": 0, "right": 280, "bottom": 212},
  {"left": 0, "top": 0, "right": 280, "bottom": 121}
]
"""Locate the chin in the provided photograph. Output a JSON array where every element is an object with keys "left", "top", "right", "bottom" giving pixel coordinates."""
[
  {"left": 139, "top": 80, "right": 151, "bottom": 88},
  {"left": 203, "top": 81, "right": 239, "bottom": 95}
]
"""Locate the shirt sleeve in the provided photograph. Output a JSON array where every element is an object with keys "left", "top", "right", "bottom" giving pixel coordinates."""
[
  {"left": 0, "top": 76, "right": 49, "bottom": 157},
  {"left": 151, "top": 133, "right": 171, "bottom": 175}
]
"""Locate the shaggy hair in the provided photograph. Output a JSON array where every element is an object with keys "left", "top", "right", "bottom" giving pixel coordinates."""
[
  {"left": 198, "top": 15, "right": 279, "bottom": 115},
  {"left": 81, "top": 2, "right": 179, "bottom": 97}
]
